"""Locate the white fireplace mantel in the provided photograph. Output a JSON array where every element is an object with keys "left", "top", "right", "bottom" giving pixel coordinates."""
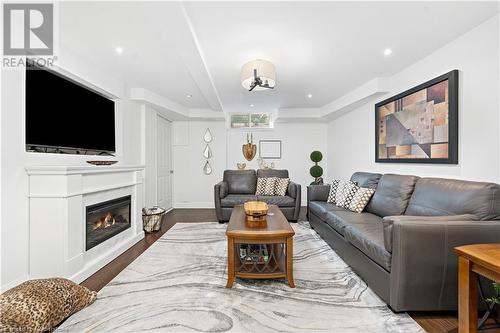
[
  {"left": 25, "top": 164, "right": 145, "bottom": 283},
  {"left": 26, "top": 165, "right": 146, "bottom": 175}
]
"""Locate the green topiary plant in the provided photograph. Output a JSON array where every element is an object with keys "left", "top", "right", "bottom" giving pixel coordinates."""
[
  {"left": 310, "top": 151, "right": 323, "bottom": 163},
  {"left": 310, "top": 151, "right": 324, "bottom": 185}
]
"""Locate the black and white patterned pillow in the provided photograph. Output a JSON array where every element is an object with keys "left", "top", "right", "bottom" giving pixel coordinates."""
[
  {"left": 327, "top": 179, "right": 340, "bottom": 204},
  {"left": 255, "top": 177, "right": 276, "bottom": 195},
  {"left": 335, "top": 181, "right": 358, "bottom": 208},
  {"left": 348, "top": 187, "right": 376, "bottom": 213},
  {"left": 274, "top": 178, "right": 289, "bottom": 196}
]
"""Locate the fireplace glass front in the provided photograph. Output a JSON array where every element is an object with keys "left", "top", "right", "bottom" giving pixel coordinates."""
[{"left": 86, "top": 195, "right": 131, "bottom": 250}]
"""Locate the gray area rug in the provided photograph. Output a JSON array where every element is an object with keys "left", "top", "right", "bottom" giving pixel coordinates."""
[{"left": 59, "top": 222, "right": 424, "bottom": 332}]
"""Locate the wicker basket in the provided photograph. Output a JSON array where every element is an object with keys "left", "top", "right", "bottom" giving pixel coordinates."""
[{"left": 142, "top": 207, "right": 166, "bottom": 233}]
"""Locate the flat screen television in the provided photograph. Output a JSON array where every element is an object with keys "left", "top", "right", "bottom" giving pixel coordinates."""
[{"left": 26, "top": 65, "right": 116, "bottom": 155}]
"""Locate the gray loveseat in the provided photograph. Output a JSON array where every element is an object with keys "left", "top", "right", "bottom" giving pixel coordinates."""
[
  {"left": 215, "top": 169, "right": 301, "bottom": 222},
  {"left": 307, "top": 172, "right": 500, "bottom": 312}
]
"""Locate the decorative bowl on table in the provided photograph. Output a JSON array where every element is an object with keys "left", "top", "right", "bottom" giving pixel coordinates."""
[
  {"left": 86, "top": 160, "right": 118, "bottom": 166},
  {"left": 244, "top": 201, "right": 268, "bottom": 227}
]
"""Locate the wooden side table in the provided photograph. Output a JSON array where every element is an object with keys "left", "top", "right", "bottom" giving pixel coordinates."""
[{"left": 454, "top": 244, "right": 500, "bottom": 333}]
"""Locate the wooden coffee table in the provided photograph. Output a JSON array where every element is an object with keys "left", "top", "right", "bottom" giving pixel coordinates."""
[{"left": 225, "top": 204, "right": 295, "bottom": 288}]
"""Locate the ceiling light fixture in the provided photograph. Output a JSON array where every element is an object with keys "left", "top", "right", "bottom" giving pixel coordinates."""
[
  {"left": 241, "top": 59, "right": 276, "bottom": 91},
  {"left": 249, "top": 104, "right": 255, "bottom": 107},
  {"left": 384, "top": 48, "right": 393, "bottom": 56},
  {"left": 307, "top": 93, "right": 313, "bottom": 99},
  {"left": 186, "top": 94, "right": 192, "bottom": 98},
  {"left": 115, "top": 46, "right": 123, "bottom": 55}
]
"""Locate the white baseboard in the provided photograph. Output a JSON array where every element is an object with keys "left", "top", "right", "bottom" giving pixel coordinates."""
[
  {"left": 70, "top": 232, "right": 144, "bottom": 284},
  {"left": 1, "top": 228, "right": 145, "bottom": 292},
  {"left": 1, "top": 274, "right": 30, "bottom": 292},
  {"left": 174, "top": 202, "right": 214, "bottom": 209}
]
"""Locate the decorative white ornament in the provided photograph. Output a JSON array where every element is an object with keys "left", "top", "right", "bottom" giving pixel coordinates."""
[
  {"left": 203, "top": 145, "right": 212, "bottom": 159},
  {"left": 203, "top": 128, "right": 213, "bottom": 143},
  {"left": 203, "top": 161, "right": 212, "bottom": 175}
]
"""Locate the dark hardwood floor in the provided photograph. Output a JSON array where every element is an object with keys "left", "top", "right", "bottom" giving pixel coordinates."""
[
  {"left": 81, "top": 208, "right": 217, "bottom": 292},
  {"left": 81, "top": 208, "right": 499, "bottom": 333}
]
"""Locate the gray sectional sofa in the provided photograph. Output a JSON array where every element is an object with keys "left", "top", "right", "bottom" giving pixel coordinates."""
[
  {"left": 307, "top": 172, "right": 500, "bottom": 311},
  {"left": 215, "top": 169, "right": 301, "bottom": 222}
]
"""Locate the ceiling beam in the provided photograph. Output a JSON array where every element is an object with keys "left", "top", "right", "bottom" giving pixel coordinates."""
[
  {"left": 320, "top": 77, "right": 391, "bottom": 119},
  {"left": 129, "top": 88, "right": 189, "bottom": 120},
  {"left": 276, "top": 77, "right": 391, "bottom": 122},
  {"left": 188, "top": 108, "right": 226, "bottom": 121},
  {"left": 179, "top": 2, "right": 225, "bottom": 112}
]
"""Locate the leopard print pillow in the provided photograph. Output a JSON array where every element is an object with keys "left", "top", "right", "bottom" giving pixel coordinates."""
[{"left": 0, "top": 278, "right": 97, "bottom": 333}]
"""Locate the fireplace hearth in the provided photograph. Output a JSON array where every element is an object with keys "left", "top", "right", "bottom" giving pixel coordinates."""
[{"left": 86, "top": 196, "right": 131, "bottom": 250}]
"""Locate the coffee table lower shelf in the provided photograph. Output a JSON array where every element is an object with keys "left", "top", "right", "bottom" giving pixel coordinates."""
[
  {"left": 226, "top": 237, "right": 295, "bottom": 288},
  {"left": 235, "top": 243, "right": 286, "bottom": 280},
  {"left": 235, "top": 272, "right": 286, "bottom": 279}
]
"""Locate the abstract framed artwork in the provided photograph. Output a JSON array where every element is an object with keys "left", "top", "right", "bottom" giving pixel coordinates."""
[{"left": 375, "top": 70, "right": 458, "bottom": 164}]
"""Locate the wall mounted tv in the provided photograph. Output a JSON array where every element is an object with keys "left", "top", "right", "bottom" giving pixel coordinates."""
[{"left": 25, "top": 64, "right": 116, "bottom": 155}]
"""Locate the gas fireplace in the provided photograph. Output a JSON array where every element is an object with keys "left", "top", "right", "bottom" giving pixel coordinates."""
[{"left": 86, "top": 196, "right": 131, "bottom": 250}]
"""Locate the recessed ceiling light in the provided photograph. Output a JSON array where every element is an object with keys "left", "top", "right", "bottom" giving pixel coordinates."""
[
  {"left": 384, "top": 48, "right": 393, "bottom": 56},
  {"left": 307, "top": 93, "right": 313, "bottom": 99},
  {"left": 186, "top": 94, "right": 192, "bottom": 98},
  {"left": 249, "top": 104, "right": 255, "bottom": 107},
  {"left": 115, "top": 46, "right": 123, "bottom": 55}
]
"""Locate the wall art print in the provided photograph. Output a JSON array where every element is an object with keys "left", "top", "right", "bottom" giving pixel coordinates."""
[{"left": 375, "top": 70, "right": 458, "bottom": 164}]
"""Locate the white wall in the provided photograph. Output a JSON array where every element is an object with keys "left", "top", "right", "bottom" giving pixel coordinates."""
[
  {"left": 172, "top": 120, "right": 228, "bottom": 208},
  {"left": 327, "top": 15, "right": 500, "bottom": 183},
  {"left": 142, "top": 105, "right": 158, "bottom": 207},
  {"left": 0, "top": 61, "right": 143, "bottom": 290},
  {"left": 172, "top": 121, "right": 328, "bottom": 207},
  {"left": 226, "top": 123, "right": 328, "bottom": 204},
  {"left": 120, "top": 100, "right": 144, "bottom": 165}
]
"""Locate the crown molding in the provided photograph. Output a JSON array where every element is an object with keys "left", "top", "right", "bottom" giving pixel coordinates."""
[{"left": 130, "top": 76, "right": 391, "bottom": 123}]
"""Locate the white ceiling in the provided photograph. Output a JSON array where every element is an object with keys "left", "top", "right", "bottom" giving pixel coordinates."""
[
  {"left": 59, "top": 2, "right": 220, "bottom": 110},
  {"left": 59, "top": 1, "right": 498, "bottom": 116}
]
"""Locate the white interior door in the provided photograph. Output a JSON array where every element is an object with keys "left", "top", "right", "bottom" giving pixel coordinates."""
[{"left": 157, "top": 115, "right": 172, "bottom": 210}]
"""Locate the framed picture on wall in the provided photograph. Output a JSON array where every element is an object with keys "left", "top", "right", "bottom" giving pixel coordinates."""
[
  {"left": 375, "top": 70, "right": 458, "bottom": 164},
  {"left": 259, "top": 140, "right": 281, "bottom": 159}
]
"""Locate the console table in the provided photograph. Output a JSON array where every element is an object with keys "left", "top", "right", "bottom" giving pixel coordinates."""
[{"left": 454, "top": 244, "right": 500, "bottom": 333}]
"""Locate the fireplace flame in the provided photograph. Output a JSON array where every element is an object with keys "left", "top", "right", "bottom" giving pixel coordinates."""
[{"left": 92, "top": 212, "right": 116, "bottom": 231}]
